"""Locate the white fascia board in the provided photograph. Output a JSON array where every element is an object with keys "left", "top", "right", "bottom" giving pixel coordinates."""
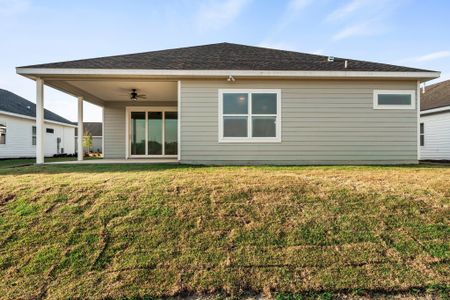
[
  {"left": 16, "top": 68, "right": 441, "bottom": 80},
  {"left": 420, "top": 105, "right": 450, "bottom": 116},
  {"left": 0, "top": 110, "right": 77, "bottom": 127}
]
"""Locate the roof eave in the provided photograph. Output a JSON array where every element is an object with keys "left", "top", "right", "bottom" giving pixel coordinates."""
[
  {"left": 0, "top": 110, "right": 77, "bottom": 127},
  {"left": 420, "top": 105, "right": 450, "bottom": 115},
  {"left": 16, "top": 67, "right": 441, "bottom": 81}
]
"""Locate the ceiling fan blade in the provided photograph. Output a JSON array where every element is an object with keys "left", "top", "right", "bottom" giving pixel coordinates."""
[{"left": 137, "top": 94, "right": 147, "bottom": 98}]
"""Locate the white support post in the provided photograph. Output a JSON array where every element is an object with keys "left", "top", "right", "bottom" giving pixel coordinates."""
[
  {"left": 77, "top": 96, "right": 84, "bottom": 161},
  {"left": 417, "top": 80, "right": 421, "bottom": 161},
  {"left": 36, "top": 78, "right": 44, "bottom": 164},
  {"left": 177, "top": 80, "right": 181, "bottom": 161}
]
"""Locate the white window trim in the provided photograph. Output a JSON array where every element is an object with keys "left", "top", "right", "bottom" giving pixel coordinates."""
[
  {"left": 125, "top": 106, "right": 178, "bottom": 159},
  {"left": 373, "top": 90, "right": 416, "bottom": 110},
  {"left": 32, "top": 125, "right": 36, "bottom": 146},
  {"left": 0, "top": 121, "right": 6, "bottom": 145},
  {"left": 218, "top": 89, "right": 281, "bottom": 143},
  {"left": 420, "top": 122, "right": 425, "bottom": 147}
]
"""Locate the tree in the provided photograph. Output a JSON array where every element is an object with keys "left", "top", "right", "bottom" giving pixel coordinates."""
[{"left": 83, "top": 130, "right": 93, "bottom": 153}]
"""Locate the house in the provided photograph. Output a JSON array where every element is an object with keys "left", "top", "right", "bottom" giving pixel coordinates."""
[
  {"left": 75, "top": 122, "right": 103, "bottom": 153},
  {"left": 16, "top": 43, "right": 440, "bottom": 164},
  {"left": 420, "top": 79, "right": 450, "bottom": 160},
  {"left": 0, "top": 89, "right": 76, "bottom": 158}
]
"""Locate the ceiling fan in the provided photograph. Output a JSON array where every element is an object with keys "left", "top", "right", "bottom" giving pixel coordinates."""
[{"left": 129, "top": 89, "right": 146, "bottom": 101}]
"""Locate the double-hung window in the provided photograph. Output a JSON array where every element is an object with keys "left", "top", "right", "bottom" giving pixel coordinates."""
[
  {"left": 0, "top": 122, "right": 6, "bottom": 145},
  {"left": 32, "top": 126, "right": 36, "bottom": 145},
  {"left": 219, "top": 89, "right": 281, "bottom": 142},
  {"left": 420, "top": 123, "right": 425, "bottom": 146},
  {"left": 373, "top": 90, "right": 416, "bottom": 109}
]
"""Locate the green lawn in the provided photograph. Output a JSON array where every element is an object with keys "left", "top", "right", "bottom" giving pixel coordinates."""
[{"left": 0, "top": 162, "right": 448, "bottom": 299}]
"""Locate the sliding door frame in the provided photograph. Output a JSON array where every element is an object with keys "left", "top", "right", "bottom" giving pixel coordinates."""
[{"left": 125, "top": 106, "right": 178, "bottom": 159}]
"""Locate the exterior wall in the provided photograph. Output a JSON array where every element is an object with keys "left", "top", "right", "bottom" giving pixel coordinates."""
[
  {"left": 420, "top": 110, "right": 450, "bottom": 160},
  {"left": 103, "top": 101, "right": 176, "bottom": 159},
  {"left": 103, "top": 106, "right": 125, "bottom": 159},
  {"left": 180, "top": 79, "right": 419, "bottom": 164},
  {"left": 0, "top": 114, "right": 75, "bottom": 158}
]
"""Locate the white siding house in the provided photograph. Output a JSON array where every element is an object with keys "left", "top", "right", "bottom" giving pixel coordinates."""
[
  {"left": 420, "top": 110, "right": 450, "bottom": 160},
  {"left": 420, "top": 80, "right": 450, "bottom": 160},
  {"left": 0, "top": 89, "right": 76, "bottom": 159}
]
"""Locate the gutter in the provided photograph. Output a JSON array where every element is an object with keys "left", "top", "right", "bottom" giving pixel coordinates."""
[
  {"left": 420, "top": 105, "right": 450, "bottom": 116},
  {"left": 16, "top": 68, "right": 441, "bottom": 81}
]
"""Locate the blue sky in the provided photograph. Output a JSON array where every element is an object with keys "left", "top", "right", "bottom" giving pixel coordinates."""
[{"left": 1, "top": 0, "right": 449, "bottom": 122}]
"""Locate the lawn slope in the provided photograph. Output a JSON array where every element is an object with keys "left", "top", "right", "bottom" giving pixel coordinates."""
[{"left": 0, "top": 163, "right": 449, "bottom": 299}]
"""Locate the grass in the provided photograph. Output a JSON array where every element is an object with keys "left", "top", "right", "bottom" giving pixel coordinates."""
[{"left": 0, "top": 162, "right": 449, "bottom": 299}]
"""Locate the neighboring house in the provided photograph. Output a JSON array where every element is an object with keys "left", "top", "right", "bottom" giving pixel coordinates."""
[
  {"left": 0, "top": 89, "right": 76, "bottom": 158},
  {"left": 75, "top": 122, "right": 103, "bottom": 153},
  {"left": 16, "top": 43, "right": 440, "bottom": 164},
  {"left": 420, "top": 80, "right": 450, "bottom": 160}
]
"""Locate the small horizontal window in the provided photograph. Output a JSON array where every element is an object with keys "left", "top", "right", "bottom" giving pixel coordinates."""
[
  {"left": 373, "top": 90, "right": 415, "bottom": 109},
  {"left": 46, "top": 128, "right": 54, "bottom": 134}
]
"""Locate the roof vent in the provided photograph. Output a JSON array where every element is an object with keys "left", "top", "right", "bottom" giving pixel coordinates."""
[
  {"left": 26, "top": 105, "right": 31, "bottom": 109},
  {"left": 327, "top": 56, "right": 335, "bottom": 62}
]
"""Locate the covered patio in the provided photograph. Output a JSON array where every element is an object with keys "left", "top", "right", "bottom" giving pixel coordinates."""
[{"left": 15, "top": 72, "right": 181, "bottom": 164}]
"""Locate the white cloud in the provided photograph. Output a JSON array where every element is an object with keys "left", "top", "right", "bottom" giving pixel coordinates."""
[
  {"left": 257, "top": 42, "right": 297, "bottom": 51},
  {"left": 332, "top": 21, "right": 380, "bottom": 41},
  {"left": 288, "top": 0, "right": 313, "bottom": 11},
  {"left": 0, "top": 0, "right": 30, "bottom": 17},
  {"left": 312, "top": 49, "right": 325, "bottom": 55},
  {"left": 195, "top": 0, "right": 251, "bottom": 31},
  {"left": 416, "top": 51, "right": 450, "bottom": 62},
  {"left": 259, "top": 0, "right": 313, "bottom": 49},
  {"left": 327, "top": 0, "right": 367, "bottom": 21},
  {"left": 329, "top": 0, "right": 404, "bottom": 42}
]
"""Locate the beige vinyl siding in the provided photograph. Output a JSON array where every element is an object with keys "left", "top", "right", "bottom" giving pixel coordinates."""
[
  {"left": 180, "top": 79, "right": 418, "bottom": 164},
  {"left": 103, "top": 106, "right": 125, "bottom": 158}
]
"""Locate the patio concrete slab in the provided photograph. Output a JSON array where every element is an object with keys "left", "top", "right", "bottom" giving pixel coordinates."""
[{"left": 46, "top": 158, "right": 179, "bottom": 164}]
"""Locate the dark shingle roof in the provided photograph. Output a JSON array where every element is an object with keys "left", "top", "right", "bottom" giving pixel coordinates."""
[
  {"left": 19, "top": 42, "right": 435, "bottom": 73},
  {"left": 75, "top": 122, "right": 102, "bottom": 137},
  {"left": 421, "top": 80, "right": 450, "bottom": 111},
  {"left": 0, "top": 89, "right": 74, "bottom": 125}
]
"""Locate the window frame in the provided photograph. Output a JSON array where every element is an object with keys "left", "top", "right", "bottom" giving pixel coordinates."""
[
  {"left": 46, "top": 128, "right": 54, "bottom": 134},
  {"left": 0, "top": 122, "right": 6, "bottom": 145},
  {"left": 218, "top": 89, "right": 281, "bottom": 143},
  {"left": 32, "top": 126, "right": 36, "bottom": 145},
  {"left": 420, "top": 122, "right": 425, "bottom": 147},
  {"left": 373, "top": 90, "right": 416, "bottom": 110}
]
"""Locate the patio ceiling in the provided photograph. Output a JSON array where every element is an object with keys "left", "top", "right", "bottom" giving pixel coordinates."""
[{"left": 43, "top": 79, "right": 178, "bottom": 106}]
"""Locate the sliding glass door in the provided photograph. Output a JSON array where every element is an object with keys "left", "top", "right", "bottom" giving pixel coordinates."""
[
  {"left": 129, "top": 110, "right": 177, "bottom": 157},
  {"left": 131, "top": 112, "right": 146, "bottom": 155},
  {"left": 148, "top": 112, "right": 163, "bottom": 155},
  {"left": 165, "top": 112, "right": 178, "bottom": 155}
]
